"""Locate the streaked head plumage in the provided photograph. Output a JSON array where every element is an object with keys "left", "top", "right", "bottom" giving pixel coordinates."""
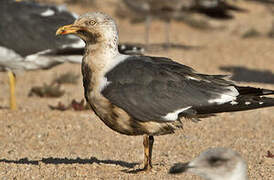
[{"left": 56, "top": 12, "right": 118, "bottom": 44}]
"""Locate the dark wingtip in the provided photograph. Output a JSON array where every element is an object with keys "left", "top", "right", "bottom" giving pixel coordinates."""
[{"left": 169, "top": 162, "right": 189, "bottom": 174}]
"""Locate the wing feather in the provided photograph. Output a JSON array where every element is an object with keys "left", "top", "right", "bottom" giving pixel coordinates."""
[{"left": 102, "top": 56, "right": 238, "bottom": 122}]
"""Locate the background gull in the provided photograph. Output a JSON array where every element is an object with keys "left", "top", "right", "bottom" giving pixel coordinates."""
[
  {"left": 246, "top": 0, "right": 274, "bottom": 4},
  {"left": 119, "top": 0, "right": 244, "bottom": 48},
  {"left": 56, "top": 12, "right": 274, "bottom": 171},
  {"left": 169, "top": 147, "right": 248, "bottom": 180},
  {"left": 0, "top": 0, "right": 143, "bottom": 110},
  {"left": 121, "top": 0, "right": 189, "bottom": 47}
]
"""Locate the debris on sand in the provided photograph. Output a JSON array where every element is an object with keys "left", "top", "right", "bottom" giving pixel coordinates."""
[
  {"left": 266, "top": 151, "right": 274, "bottom": 158},
  {"left": 267, "top": 21, "right": 274, "bottom": 38},
  {"left": 49, "top": 99, "right": 89, "bottom": 111},
  {"left": 28, "top": 83, "right": 65, "bottom": 98},
  {"left": 52, "top": 72, "right": 79, "bottom": 85},
  {"left": 241, "top": 28, "right": 261, "bottom": 38}
]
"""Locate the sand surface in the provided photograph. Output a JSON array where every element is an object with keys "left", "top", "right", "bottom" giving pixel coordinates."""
[{"left": 0, "top": 0, "right": 273, "bottom": 179}]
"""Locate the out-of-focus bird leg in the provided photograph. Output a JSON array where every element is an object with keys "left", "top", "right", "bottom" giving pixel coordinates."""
[
  {"left": 164, "top": 20, "right": 171, "bottom": 49},
  {"left": 143, "top": 135, "right": 154, "bottom": 170},
  {"left": 7, "top": 71, "right": 16, "bottom": 110},
  {"left": 145, "top": 16, "right": 152, "bottom": 47}
]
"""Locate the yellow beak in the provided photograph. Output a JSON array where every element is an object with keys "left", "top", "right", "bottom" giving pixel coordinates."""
[{"left": 56, "top": 24, "right": 82, "bottom": 35}]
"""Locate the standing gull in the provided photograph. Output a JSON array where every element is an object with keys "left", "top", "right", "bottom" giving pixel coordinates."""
[
  {"left": 121, "top": 0, "right": 243, "bottom": 47},
  {"left": 56, "top": 12, "right": 274, "bottom": 171},
  {"left": 169, "top": 148, "right": 248, "bottom": 180},
  {"left": 0, "top": 0, "right": 143, "bottom": 110},
  {"left": 121, "top": 0, "right": 188, "bottom": 47}
]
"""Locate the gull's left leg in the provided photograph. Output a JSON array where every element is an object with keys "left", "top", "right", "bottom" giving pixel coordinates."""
[
  {"left": 145, "top": 16, "right": 152, "bottom": 47},
  {"left": 7, "top": 71, "right": 16, "bottom": 110},
  {"left": 164, "top": 19, "right": 171, "bottom": 49},
  {"left": 143, "top": 135, "right": 154, "bottom": 171}
]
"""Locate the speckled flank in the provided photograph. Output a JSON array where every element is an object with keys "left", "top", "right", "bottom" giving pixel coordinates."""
[{"left": 81, "top": 63, "right": 93, "bottom": 99}]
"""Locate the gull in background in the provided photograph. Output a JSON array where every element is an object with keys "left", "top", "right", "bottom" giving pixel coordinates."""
[
  {"left": 0, "top": 0, "right": 143, "bottom": 110},
  {"left": 169, "top": 147, "right": 248, "bottom": 180}
]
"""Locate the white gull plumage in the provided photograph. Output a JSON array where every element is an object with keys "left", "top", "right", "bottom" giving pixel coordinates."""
[{"left": 170, "top": 147, "right": 248, "bottom": 180}]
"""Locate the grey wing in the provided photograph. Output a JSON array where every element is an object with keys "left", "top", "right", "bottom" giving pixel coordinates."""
[
  {"left": 0, "top": 0, "right": 144, "bottom": 59},
  {"left": 102, "top": 56, "right": 239, "bottom": 122},
  {"left": 0, "top": 0, "right": 79, "bottom": 57}
]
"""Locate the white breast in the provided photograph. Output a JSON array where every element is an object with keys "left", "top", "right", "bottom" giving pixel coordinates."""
[{"left": 98, "top": 53, "right": 130, "bottom": 93}]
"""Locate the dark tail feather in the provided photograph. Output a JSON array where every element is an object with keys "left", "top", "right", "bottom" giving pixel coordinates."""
[
  {"left": 194, "top": 1, "right": 246, "bottom": 19},
  {"left": 197, "top": 96, "right": 274, "bottom": 114},
  {"left": 236, "top": 86, "right": 274, "bottom": 96},
  {"left": 196, "top": 86, "right": 274, "bottom": 115}
]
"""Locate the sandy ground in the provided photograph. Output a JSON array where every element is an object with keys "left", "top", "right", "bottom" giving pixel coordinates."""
[{"left": 0, "top": 0, "right": 273, "bottom": 179}]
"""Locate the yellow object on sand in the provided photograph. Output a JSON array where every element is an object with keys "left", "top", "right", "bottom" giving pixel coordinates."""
[{"left": 8, "top": 71, "right": 16, "bottom": 110}]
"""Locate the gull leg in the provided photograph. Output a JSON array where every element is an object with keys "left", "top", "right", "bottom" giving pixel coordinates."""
[
  {"left": 7, "top": 71, "right": 16, "bottom": 110},
  {"left": 145, "top": 16, "right": 151, "bottom": 47},
  {"left": 143, "top": 135, "right": 154, "bottom": 171},
  {"left": 164, "top": 20, "right": 171, "bottom": 49}
]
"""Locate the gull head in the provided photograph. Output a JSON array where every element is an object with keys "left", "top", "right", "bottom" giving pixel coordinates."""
[{"left": 56, "top": 12, "right": 118, "bottom": 45}]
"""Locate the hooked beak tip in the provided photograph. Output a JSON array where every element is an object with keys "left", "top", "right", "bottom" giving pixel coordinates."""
[{"left": 56, "top": 24, "right": 80, "bottom": 36}]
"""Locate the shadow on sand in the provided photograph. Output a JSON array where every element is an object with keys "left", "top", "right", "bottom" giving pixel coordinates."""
[
  {"left": 0, "top": 156, "right": 138, "bottom": 169},
  {"left": 220, "top": 66, "right": 274, "bottom": 84}
]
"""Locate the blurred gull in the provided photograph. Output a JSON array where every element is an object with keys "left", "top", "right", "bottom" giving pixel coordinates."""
[
  {"left": 121, "top": 0, "right": 244, "bottom": 47},
  {"left": 169, "top": 147, "right": 248, "bottom": 180}
]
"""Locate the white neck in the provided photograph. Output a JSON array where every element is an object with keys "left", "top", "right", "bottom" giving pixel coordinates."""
[
  {"left": 83, "top": 41, "right": 129, "bottom": 75},
  {"left": 82, "top": 41, "right": 129, "bottom": 93},
  {"left": 207, "top": 161, "right": 248, "bottom": 180},
  {"left": 226, "top": 162, "right": 248, "bottom": 180}
]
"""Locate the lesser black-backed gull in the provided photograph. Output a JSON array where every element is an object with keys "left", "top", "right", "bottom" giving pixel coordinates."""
[
  {"left": 169, "top": 147, "right": 248, "bottom": 180},
  {"left": 56, "top": 12, "right": 274, "bottom": 171}
]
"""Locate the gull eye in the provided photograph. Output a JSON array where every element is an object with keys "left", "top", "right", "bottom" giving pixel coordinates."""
[
  {"left": 88, "top": 20, "right": 96, "bottom": 26},
  {"left": 208, "top": 156, "right": 228, "bottom": 167}
]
